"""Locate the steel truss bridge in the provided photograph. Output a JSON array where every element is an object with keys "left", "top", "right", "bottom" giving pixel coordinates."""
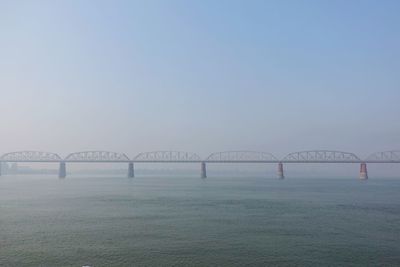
[{"left": 0, "top": 150, "right": 399, "bottom": 180}]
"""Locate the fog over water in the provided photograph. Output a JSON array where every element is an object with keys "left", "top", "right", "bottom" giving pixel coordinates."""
[
  {"left": 0, "top": 1, "right": 400, "bottom": 159},
  {"left": 1, "top": 1, "right": 400, "bottom": 266}
]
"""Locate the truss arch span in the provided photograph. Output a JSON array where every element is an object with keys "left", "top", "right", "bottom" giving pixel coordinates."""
[
  {"left": 206, "top": 151, "right": 277, "bottom": 162},
  {"left": 283, "top": 150, "right": 360, "bottom": 162},
  {"left": 134, "top": 151, "right": 201, "bottom": 162},
  {"left": 366, "top": 150, "right": 400, "bottom": 162},
  {"left": 65, "top": 151, "right": 130, "bottom": 162},
  {"left": 1, "top": 151, "right": 62, "bottom": 162}
]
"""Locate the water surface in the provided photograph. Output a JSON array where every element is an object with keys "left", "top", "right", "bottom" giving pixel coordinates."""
[{"left": 1, "top": 175, "right": 399, "bottom": 266}]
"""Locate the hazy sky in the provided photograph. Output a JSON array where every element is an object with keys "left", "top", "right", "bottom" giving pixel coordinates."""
[{"left": 0, "top": 0, "right": 399, "bottom": 159}]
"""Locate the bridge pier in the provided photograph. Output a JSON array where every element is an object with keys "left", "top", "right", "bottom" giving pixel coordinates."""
[
  {"left": 201, "top": 162, "right": 207, "bottom": 178},
  {"left": 0, "top": 162, "right": 2, "bottom": 176},
  {"left": 360, "top": 162, "right": 368, "bottom": 180},
  {"left": 277, "top": 162, "right": 284, "bottom": 179},
  {"left": 128, "top": 162, "right": 134, "bottom": 178},
  {"left": 59, "top": 161, "right": 66, "bottom": 178}
]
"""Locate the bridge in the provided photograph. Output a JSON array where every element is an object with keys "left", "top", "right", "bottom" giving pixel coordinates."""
[{"left": 0, "top": 150, "right": 399, "bottom": 180}]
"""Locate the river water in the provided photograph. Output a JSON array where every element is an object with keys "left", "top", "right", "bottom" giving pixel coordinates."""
[{"left": 1, "top": 175, "right": 400, "bottom": 266}]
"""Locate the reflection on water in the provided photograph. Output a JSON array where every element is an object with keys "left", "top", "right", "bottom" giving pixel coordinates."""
[{"left": 1, "top": 175, "right": 400, "bottom": 266}]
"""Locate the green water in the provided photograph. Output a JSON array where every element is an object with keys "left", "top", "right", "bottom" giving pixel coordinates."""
[{"left": 1, "top": 175, "right": 400, "bottom": 266}]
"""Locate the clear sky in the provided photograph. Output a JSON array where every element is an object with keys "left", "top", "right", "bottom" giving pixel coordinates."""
[{"left": 0, "top": 0, "right": 399, "bottom": 159}]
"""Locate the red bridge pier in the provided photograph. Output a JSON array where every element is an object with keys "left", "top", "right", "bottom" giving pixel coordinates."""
[{"left": 359, "top": 162, "right": 368, "bottom": 180}]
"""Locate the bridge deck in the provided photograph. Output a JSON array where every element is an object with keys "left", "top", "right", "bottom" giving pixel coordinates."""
[{"left": 1, "top": 160, "right": 400, "bottom": 163}]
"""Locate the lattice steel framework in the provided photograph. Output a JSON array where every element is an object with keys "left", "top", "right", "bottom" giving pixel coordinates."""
[
  {"left": 206, "top": 151, "right": 277, "bottom": 162},
  {"left": 1, "top": 151, "right": 62, "bottom": 162},
  {"left": 65, "top": 151, "right": 130, "bottom": 162},
  {"left": 283, "top": 150, "right": 360, "bottom": 162},
  {"left": 366, "top": 150, "right": 400, "bottom": 162},
  {"left": 134, "top": 151, "right": 201, "bottom": 162}
]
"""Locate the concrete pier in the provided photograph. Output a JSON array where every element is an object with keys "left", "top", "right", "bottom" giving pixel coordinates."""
[
  {"left": 59, "top": 161, "right": 66, "bottom": 178},
  {"left": 201, "top": 162, "right": 207, "bottom": 178},
  {"left": 0, "top": 162, "right": 2, "bottom": 176},
  {"left": 128, "top": 162, "right": 134, "bottom": 178},
  {"left": 359, "top": 162, "right": 368, "bottom": 180},
  {"left": 277, "top": 162, "right": 284, "bottom": 179}
]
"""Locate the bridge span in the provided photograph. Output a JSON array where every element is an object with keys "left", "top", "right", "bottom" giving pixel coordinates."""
[{"left": 0, "top": 150, "right": 399, "bottom": 180}]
